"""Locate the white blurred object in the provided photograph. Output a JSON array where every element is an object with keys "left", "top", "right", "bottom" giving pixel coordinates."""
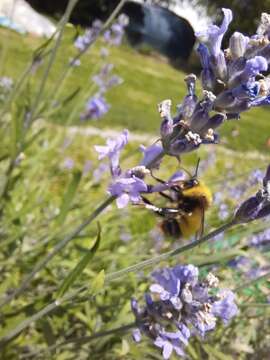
[
  {"left": 0, "top": 0, "right": 56, "bottom": 37},
  {"left": 131, "top": 0, "right": 212, "bottom": 32}
]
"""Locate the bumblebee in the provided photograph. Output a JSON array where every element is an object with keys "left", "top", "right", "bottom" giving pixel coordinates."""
[{"left": 142, "top": 161, "right": 212, "bottom": 239}]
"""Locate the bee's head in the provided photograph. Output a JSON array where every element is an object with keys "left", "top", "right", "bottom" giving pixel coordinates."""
[
  {"left": 183, "top": 178, "right": 199, "bottom": 190},
  {"left": 182, "top": 158, "right": 200, "bottom": 189}
]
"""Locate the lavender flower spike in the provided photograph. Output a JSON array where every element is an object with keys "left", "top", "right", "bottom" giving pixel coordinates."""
[
  {"left": 131, "top": 264, "right": 238, "bottom": 359},
  {"left": 95, "top": 129, "right": 129, "bottom": 177},
  {"left": 81, "top": 95, "right": 110, "bottom": 121}
]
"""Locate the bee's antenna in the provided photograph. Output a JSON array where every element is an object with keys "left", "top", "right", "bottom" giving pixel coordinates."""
[{"left": 194, "top": 158, "right": 201, "bottom": 178}]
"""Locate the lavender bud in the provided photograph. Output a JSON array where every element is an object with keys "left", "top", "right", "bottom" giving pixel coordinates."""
[
  {"left": 185, "top": 74, "right": 197, "bottom": 96},
  {"left": 257, "top": 12, "right": 270, "bottom": 38},
  {"left": 199, "top": 113, "right": 226, "bottom": 136},
  {"left": 201, "top": 68, "right": 216, "bottom": 91},
  {"left": 234, "top": 196, "right": 262, "bottom": 223},
  {"left": 190, "top": 91, "right": 216, "bottom": 132},
  {"left": 214, "top": 90, "right": 235, "bottom": 109},
  {"left": 159, "top": 99, "right": 174, "bottom": 138},
  {"left": 229, "top": 32, "right": 249, "bottom": 59},
  {"left": 226, "top": 99, "right": 251, "bottom": 113},
  {"left": 210, "top": 51, "right": 227, "bottom": 81},
  {"left": 234, "top": 165, "right": 270, "bottom": 223},
  {"left": 263, "top": 164, "right": 270, "bottom": 187}
]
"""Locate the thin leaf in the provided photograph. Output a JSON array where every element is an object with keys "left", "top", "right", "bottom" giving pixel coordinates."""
[
  {"left": 57, "top": 224, "right": 101, "bottom": 298},
  {"left": 57, "top": 170, "right": 82, "bottom": 225}
]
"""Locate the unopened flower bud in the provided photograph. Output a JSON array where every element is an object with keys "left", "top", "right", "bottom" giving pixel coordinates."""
[
  {"left": 185, "top": 74, "right": 197, "bottom": 96},
  {"left": 211, "top": 52, "right": 227, "bottom": 81},
  {"left": 229, "top": 32, "right": 249, "bottom": 59},
  {"left": 257, "top": 12, "right": 270, "bottom": 37}
]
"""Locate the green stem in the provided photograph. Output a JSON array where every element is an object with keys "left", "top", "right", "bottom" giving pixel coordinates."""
[{"left": 105, "top": 220, "right": 236, "bottom": 282}]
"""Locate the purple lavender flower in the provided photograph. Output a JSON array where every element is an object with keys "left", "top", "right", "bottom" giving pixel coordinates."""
[
  {"left": 229, "top": 32, "right": 249, "bottom": 59},
  {"left": 103, "top": 14, "right": 128, "bottom": 46},
  {"left": 62, "top": 158, "right": 74, "bottom": 170},
  {"left": 218, "top": 203, "right": 230, "bottom": 220},
  {"left": 194, "top": 8, "right": 270, "bottom": 120},
  {"left": 131, "top": 264, "right": 238, "bottom": 359},
  {"left": 92, "top": 64, "right": 123, "bottom": 94},
  {"left": 197, "top": 44, "right": 216, "bottom": 91},
  {"left": 74, "top": 20, "right": 102, "bottom": 52},
  {"left": 95, "top": 129, "right": 129, "bottom": 177},
  {"left": 248, "top": 169, "right": 264, "bottom": 186},
  {"left": 234, "top": 164, "right": 270, "bottom": 223},
  {"left": 139, "top": 144, "right": 164, "bottom": 169},
  {"left": 159, "top": 88, "right": 222, "bottom": 157},
  {"left": 211, "top": 290, "right": 238, "bottom": 324},
  {"left": 108, "top": 172, "right": 148, "bottom": 208},
  {"left": 80, "top": 95, "right": 110, "bottom": 121},
  {"left": 196, "top": 8, "right": 233, "bottom": 58},
  {"left": 229, "top": 255, "right": 270, "bottom": 280},
  {"left": 0, "top": 76, "right": 13, "bottom": 91},
  {"left": 92, "top": 163, "right": 110, "bottom": 182}
]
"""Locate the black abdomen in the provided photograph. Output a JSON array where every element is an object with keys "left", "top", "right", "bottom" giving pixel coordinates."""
[{"left": 161, "top": 218, "right": 182, "bottom": 238}]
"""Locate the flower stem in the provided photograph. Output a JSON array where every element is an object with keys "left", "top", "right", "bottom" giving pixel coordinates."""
[{"left": 106, "top": 220, "right": 236, "bottom": 282}]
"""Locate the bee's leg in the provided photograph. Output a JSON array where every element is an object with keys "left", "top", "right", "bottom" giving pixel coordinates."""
[
  {"left": 150, "top": 170, "right": 166, "bottom": 184},
  {"left": 141, "top": 196, "right": 180, "bottom": 217}
]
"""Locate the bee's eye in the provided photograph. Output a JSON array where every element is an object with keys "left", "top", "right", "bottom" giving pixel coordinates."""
[{"left": 185, "top": 179, "right": 199, "bottom": 188}]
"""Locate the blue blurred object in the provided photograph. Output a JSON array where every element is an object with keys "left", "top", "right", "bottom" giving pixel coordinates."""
[
  {"left": 0, "top": 15, "right": 26, "bottom": 34},
  {"left": 123, "top": 2, "right": 195, "bottom": 63}
]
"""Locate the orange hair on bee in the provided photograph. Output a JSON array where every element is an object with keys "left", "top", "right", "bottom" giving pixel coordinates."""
[{"left": 182, "top": 182, "right": 212, "bottom": 209}]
